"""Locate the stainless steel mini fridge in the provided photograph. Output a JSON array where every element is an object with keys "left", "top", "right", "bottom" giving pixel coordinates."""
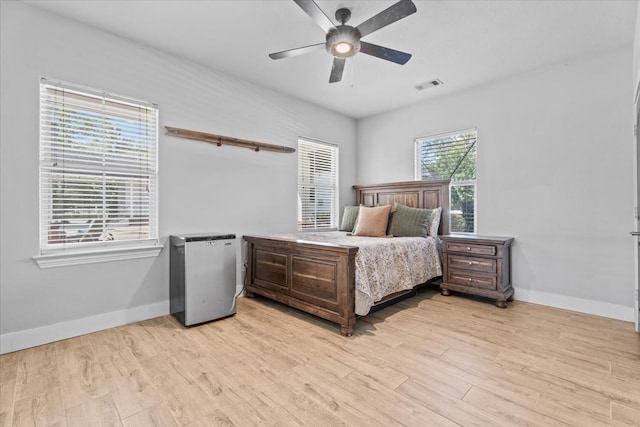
[{"left": 170, "top": 233, "right": 237, "bottom": 326}]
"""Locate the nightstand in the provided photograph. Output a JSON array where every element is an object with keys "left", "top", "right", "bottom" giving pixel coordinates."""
[{"left": 440, "top": 234, "right": 514, "bottom": 307}]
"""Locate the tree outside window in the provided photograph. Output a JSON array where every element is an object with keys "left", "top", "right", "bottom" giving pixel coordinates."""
[{"left": 415, "top": 129, "right": 477, "bottom": 233}]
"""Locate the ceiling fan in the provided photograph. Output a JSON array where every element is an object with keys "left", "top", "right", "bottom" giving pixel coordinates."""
[{"left": 269, "top": 0, "right": 417, "bottom": 83}]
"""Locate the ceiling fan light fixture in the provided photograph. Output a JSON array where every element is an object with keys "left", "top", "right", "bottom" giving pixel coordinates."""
[
  {"left": 326, "top": 26, "right": 361, "bottom": 58},
  {"left": 334, "top": 42, "right": 353, "bottom": 54}
]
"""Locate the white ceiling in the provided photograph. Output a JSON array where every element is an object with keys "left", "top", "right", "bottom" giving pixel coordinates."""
[{"left": 25, "top": 0, "right": 637, "bottom": 119}]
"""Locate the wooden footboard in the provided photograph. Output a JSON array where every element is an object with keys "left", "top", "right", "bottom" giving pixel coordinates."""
[{"left": 244, "top": 235, "right": 358, "bottom": 336}]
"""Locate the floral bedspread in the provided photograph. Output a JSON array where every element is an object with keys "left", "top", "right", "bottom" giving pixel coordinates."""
[{"left": 273, "top": 231, "right": 442, "bottom": 316}]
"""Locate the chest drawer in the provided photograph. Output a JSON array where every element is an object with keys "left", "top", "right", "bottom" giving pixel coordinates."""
[
  {"left": 448, "top": 255, "right": 496, "bottom": 273},
  {"left": 445, "top": 242, "right": 496, "bottom": 256}
]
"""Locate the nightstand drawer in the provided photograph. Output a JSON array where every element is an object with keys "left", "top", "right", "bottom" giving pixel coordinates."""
[
  {"left": 448, "top": 255, "right": 496, "bottom": 273},
  {"left": 445, "top": 242, "right": 496, "bottom": 256},
  {"left": 447, "top": 270, "right": 496, "bottom": 290}
]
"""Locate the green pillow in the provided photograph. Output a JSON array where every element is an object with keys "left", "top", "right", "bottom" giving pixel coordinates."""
[
  {"left": 339, "top": 205, "right": 360, "bottom": 231},
  {"left": 388, "top": 203, "right": 439, "bottom": 237}
]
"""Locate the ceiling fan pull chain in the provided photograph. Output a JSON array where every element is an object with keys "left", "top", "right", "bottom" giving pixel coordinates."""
[{"left": 350, "top": 57, "right": 356, "bottom": 88}]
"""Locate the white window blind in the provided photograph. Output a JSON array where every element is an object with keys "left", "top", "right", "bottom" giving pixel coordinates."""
[
  {"left": 415, "top": 129, "right": 477, "bottom": 233},
  {"left": 39, "top": 78, "right": 159, "bottom": 254},
  {"left": 298, "top": 138, "right": 339, "bottom": 230}
]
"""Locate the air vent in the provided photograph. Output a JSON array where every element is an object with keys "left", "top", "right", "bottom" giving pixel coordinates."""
[{"left": 415, "top": 79, "right": 443, "bottom": 91}]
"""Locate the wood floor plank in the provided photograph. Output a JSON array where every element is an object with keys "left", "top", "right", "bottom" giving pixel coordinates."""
[
  {"left": 438, "top": 347, "right": 542, "bottom": 409},
  {"left": 611, "top": 400, "right": 640, "bottom": 425},
  {"left": 611, "top": 360, "right": 640, "bottom": 382},
  {"left": 55, "top": 344, "right": 97, "bottom": 375},
  {"left": 64, "top": 394, "right": 122, "bottom": 427},
  {"left": 369, "top": 346, "right": 472, "bottom": 399},
  {"left": 13, "top": 346, "right": 61, "bottom": 404},
  {"left": 11, "top": 386, "right": 67, "bottom": 427},
  {"left": 172, "top": 346, "right": 301, "bottom": 426},
  {"left": 185, "top": 409, "right": 244, "bottom": 427},
  {"left": 396, "top": 377, "right": 513, "bottom": 427},
  {"left": 0, "top": 379, "right": 16, "bottom": 427},
  {"left": 119, "top": 324, "right": 161, "bottom": 362},
  {"left": 519, "top": 364, "right": 621, "bottom": 418},
  {"left": 556, "top": 334, "right": 640, "bottom": 367},
  {"left": 0, "top": 351, "right": 20, "bottom": 384},
  {"left": 534, "top": 394, "right": 630, "bottom": 427},
  {"left": 57, "top": 349, "right": 111, "bottom": 410},
  {"left": 279, "top": 363, "right": 390, "bottom": 427},
  {"left": 121, "top": 403, "right": 179, "bottom": 427},
  {"left": 89, "top": 327, "right": 127, "bottom": 359},
  {"left": 98, "top": 350, "right": 163, "bottom": 420},
  {"left": 358, "top": 313, "right": 451, "bottom": 356},
  {"left": 336, "top": 371, "right": 459, "bottom": 426},
  {"left": 139, "top": 316, "right": 202, "bottom": 355},
  {"left": 0, "top": 294, "right": 637, "bottom": 426},
  {"left": 462, "top": 385, "right": 572, "bottom": 426},
  {"left": 542, "top": 359, "right": 640, "bottom": 408},
  {"left": 140, "top": 352, "right": 212, "bottom": 426}
]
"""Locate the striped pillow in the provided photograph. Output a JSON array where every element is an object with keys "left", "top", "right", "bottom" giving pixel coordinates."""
[
  {"left": 388, "top": 203, "right": 442, "bottom": 237},
  {"left": 339, "top": 205, "right": 360, "bottom": 231}
]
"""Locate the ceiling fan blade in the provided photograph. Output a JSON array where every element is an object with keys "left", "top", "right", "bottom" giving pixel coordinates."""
[
  {"left": 360, "top": 41, "right": 412, "bottom": 65},
  {"left": 329, "top": 57, "right": 346, "bottom": 83},
  {"left": 356, "top": 0, "right": 417, "bottom": 38},
  {"left": 294, "top": 0, "right": 335, "bottom": 33},
  {"left": 269, "top": 42, "right": 325, "bottom": 60}
]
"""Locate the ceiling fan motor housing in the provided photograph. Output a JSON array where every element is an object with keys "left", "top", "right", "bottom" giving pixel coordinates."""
[{"left": 326, "top": 25, "right": 361, "bottom": 58}]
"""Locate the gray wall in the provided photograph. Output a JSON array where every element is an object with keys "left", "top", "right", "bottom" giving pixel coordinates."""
[
  {"left": 635, "top": 4, "right": 640, "bottom": 92},
  {"left": 0, "top": 1, "right": 357, "bottom": 353},
  {"left": 357, "top": 47, "right": 635, "bottom": 319}
]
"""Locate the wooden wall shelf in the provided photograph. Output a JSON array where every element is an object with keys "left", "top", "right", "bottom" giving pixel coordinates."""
[{"left": 165, "top": 126, "right": 295, "bottom": 154}]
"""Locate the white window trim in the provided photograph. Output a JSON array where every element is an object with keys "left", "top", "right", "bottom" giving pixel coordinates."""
[
  {"left": 34, "top": 243, "right": 163, "bottom": 268},
  {"left": 36, "top": 78, "right": 160, "bottom": 267}
]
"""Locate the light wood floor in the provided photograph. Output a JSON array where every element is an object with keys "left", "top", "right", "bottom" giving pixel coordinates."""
[{"left": 1, "top": 288, "right": 639, "bottom": 426}]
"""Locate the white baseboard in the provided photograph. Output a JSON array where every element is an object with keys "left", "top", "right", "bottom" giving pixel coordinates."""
[
  {"left": 1, "top": 290, "right": 634, "bottom": 354},
  {"left": 0, "top": 300, "right": 169, "bottom": 355},
  {"left": 515, "top": 289, "right": 635, "bottom": 322}
]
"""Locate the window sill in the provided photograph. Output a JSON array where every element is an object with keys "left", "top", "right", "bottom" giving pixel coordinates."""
[{"left": 34, "top": 244, "right": 164, "bottom": 268}]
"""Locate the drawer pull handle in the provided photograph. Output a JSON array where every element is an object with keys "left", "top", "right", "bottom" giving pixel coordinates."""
[
  {"left": 468, "top": 261, "right": 473, "bottom": 265},
  {"left": 468, "top": 278, "right": 472, "bottom": 282},
  {"left": 467, "top": 247, "right": 471, "bottom": 251}
]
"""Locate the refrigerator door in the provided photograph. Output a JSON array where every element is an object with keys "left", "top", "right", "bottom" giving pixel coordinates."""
[{"left": 184, "top": 238, "right": 237, "bottom": 326}]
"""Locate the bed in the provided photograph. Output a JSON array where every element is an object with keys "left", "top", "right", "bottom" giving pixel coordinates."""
[{"left": 243, "top": 180, "right": 450, "bottom": 336}]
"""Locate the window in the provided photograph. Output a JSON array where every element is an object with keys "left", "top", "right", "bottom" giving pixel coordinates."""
[
  {"left": 297, "top": 138, "right": 339, "bottom": 230},
  {"left": 38, "top": 78, "right": 159, "bottom": 266},
  {"left": 415, "top": 129, "right": 477, "bottom": 233}
]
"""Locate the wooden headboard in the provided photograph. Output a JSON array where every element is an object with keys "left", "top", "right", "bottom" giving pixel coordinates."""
[{"left": 352, "top": 180, "right": 450, "bottom": 236}]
